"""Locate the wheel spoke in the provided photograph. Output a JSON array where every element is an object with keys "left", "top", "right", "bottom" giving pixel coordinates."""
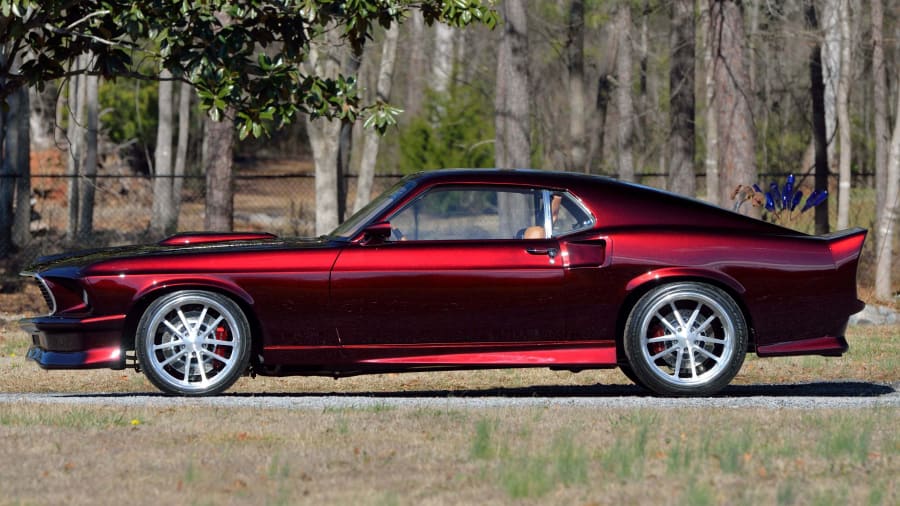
[
  {"left": 646, "top": 334, "right": 677, "bottom": 344},
  {"left": 698, "top": 336, "right": 727, "bottom": 345},
  {"left": 694, "top": 346, "right": 722, "bottom": 362},
  {"left": 686, "top": 302, "right": 703, "bottom": 329},
  {"left": 176, "top": 309, "right": 192, "bottom": 335},
  {"left": 655, "top": 313, "right": 678, "bottom": 333},
  {"left": 163, "top": 320, "right": 188, "bottom": 340},
  {"left": 195, "top": 305, "right": 209, "bottom": 334},
  {"left": 202, "top": 338, "right": 234, "bottom": 348},
  {"left": 183, "top": 353, "right": 193, "bottom": 381},
  {"left": 671, "top": 347, "right": 684, "bottom": 377},
  {"left": 202, "top": 348, "right": 233, "bottom": 366},
  {"left": 695, "top": 315, "right": 717, "bottom": 333},
  {"left": 159, "top": 349, "right": 187, "bottom": 368},
  {"left": 670, "top": 303, "right": 686, "bottom": 328},
  {"left": 196, "top": 353, "right": 209, "bottom": 384},
  {"left": 197, "top": 316, "right": 225, "bottom": 340},
  {"left": 153, "top": 339, "right": 184, "bottom": 351},
  {"left": 651, "top": 345, "right": 677, "bottom": 361},
  {"left": 687, "top": 346, "right": 698, "bottom": 378}
]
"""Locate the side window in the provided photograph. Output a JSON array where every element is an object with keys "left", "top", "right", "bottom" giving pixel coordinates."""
[
  {"left": 551, "top": 192, "right": 594, "bottom": 237},
  {"left": 388, "top": 187, "right": 541, "bottom": 241}
]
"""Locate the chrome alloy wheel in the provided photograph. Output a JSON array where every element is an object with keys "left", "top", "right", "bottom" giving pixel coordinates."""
[
  {"left": 639, "top": 292, "right": 735, "bottom": 386},
  {"left": 624, "top": 283, "right": 747, "bottom": 396},
  {"left": 137, "top": 291, "right": 250, "bottom": 395}
]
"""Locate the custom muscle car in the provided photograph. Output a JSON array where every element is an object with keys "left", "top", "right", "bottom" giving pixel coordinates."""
[{"left": 20, "top": 169, "right": 867, "bottom": 396}]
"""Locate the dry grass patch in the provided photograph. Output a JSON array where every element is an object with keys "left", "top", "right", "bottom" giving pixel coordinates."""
[{"left": 0, "top": 403, "right": 897, "bottom": 505}]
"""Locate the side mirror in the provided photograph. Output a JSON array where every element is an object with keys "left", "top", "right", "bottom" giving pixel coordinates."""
[{"left": 357, "top": 221, "right": 393, "bottom": 245}]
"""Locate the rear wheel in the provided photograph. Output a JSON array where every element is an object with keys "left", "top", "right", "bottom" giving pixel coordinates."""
[
  {"left": 624, "top": 282, "right": 747, "bottom": 396},
  {"left": 136, "top": 290, "right": 250, "bottom": 396}
]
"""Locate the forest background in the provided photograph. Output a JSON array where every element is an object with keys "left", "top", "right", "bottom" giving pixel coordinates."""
[{"left": 0, "top": 0, "right": 898, "bottom": 301}]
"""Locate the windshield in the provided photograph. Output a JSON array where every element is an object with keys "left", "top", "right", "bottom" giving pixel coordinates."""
[{"left": 328, "top": 174, "right": 422, "bottom": 239}]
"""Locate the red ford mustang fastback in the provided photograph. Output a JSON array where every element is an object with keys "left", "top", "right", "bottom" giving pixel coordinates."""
[{"left": 20, "top": 169, "right": 867, "bottom": 396}]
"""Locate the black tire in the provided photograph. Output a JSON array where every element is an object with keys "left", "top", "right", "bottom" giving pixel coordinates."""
[
  {"left": 623, "top": 282, "right": 747, "bottom": 396},
  {"left": 136, "top": 290, "right": 251, "bottom": 396},
  {"left": 618, "top": 363, "right": 648, "bottom": 390}
]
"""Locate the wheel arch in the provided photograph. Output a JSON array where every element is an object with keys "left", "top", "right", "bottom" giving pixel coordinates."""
[{"left": 615, "top": 270, "right": 756, "bottom": 361}]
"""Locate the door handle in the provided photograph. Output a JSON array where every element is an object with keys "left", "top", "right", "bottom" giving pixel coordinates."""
[{"left": 526, "top": 247, "right": 558, "bottom": 258}]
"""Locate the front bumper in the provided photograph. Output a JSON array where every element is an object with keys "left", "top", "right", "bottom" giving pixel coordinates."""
[{"left": 20, "top": 314, "right": 127, "bottom": 370}]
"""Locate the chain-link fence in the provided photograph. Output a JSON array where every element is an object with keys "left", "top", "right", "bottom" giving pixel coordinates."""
[
  {"left": 2, "top": 173, "right": 404, "bottom": 260},
  {"left": 0, "top": 169, "right": 885, "bottom": 261}
]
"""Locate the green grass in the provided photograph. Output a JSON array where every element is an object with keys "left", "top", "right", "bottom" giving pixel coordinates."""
[{"left": 0, "top": 406, "right": 131, "bottom": 429}]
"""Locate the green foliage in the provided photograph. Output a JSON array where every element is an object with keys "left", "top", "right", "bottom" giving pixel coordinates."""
[
  {"left": 99, "top": 78, "right": 158, "bottom": 149},
  {"left": 397, "top": 83, "right": 495, "bottom": 174},
  {"left": 0, "top": 0, "right": 498, "bottom": 137}
]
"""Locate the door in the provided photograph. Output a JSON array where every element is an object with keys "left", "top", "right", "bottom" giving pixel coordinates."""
[{"left": 330, "top": 186, "right": 567, "bottom": 358}]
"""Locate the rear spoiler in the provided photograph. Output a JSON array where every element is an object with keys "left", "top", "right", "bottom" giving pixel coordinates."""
[{"left": 822, "top": 227, "right": 867, "bottom": 268}]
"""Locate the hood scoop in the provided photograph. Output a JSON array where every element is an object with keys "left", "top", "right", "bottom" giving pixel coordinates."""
[{"left": 159, "top": 232, "right": 278, "bottom": 246}]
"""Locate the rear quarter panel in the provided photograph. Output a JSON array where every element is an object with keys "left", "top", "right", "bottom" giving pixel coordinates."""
[{"left": 605, "top": 227, "right": 853, "bottom": 347}]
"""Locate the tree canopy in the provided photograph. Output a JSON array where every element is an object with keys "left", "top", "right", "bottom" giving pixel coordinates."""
[{"left": 0, "top": 0, "right": 497, "bottom": 137}]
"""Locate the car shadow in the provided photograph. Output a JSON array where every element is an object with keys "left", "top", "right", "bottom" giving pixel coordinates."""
[{"left": 64, "top": 381, "right": 897, "bottom": 398}]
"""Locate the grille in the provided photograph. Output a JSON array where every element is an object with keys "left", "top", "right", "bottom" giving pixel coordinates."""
[{"left": 34, "top": 276, "right": 56, "bottom": 315}]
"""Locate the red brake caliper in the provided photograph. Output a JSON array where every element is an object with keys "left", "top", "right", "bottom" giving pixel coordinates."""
[
  {"left": 213, "top": 325, "right": 230, "bottom": 369},
  {"left": 648, "top": 324, "right": 666, "bottom": 357}
]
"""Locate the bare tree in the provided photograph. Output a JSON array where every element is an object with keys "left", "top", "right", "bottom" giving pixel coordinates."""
[
  {"left": 821, "top": 0, "right": 841, "bottom": 160},
  {"left": 494, "top": 0, "right": 530, "bottom": 169},
  {"left": 151, "top": 70, "right": 176, "bottom": 236},
  {"left": 613, "top": 4, "right": 635, "bottom": 182},
  {"left": 305, "top": 28, "right": 343, "bottom": 235},
  {"left": 431, "top": 24, "right": 456, "bottom": 96},
  {"left": 667, "top": 0, "right": 695, "bottom": 197},
  {"left": 566, "top": 0, "right": 586, "bottom": 172},
  {"left": 355, "top": 24, "right": 399, "bottom": 213},
  {"left": 807, "top": 0, "right": 831, "bottom": 235},
  {"left": 172, "top": 81, "right": 192, "bottom": 227},
  {"left": 77, "top": 70, "right": 98, "bottom": 238},
  {"left": 204, "top": 111, "right": 235, "bottom": 231},
  {"left": 871, "top": 0, "right": 888, "bottom": 234},
  {"left": 711, "top": 0, "right": 756, "bottom": 213},
  {"left": 702, "top": 3, "right": 719, "bottom": 205},
  {"left": 11, "top": 86, "right": 30, "bottom": 247},
  {"left": 874, "top": 77, "right": 900, "bottom": 300},
  {"left": 65, "top": 57, "right": 85, "bottom": 241},
  {"left": 835, "top": 0, "right": 852, "bottom": 229},
  {"left": 404, "top": 11, "right": 427, "bottom": 119}
]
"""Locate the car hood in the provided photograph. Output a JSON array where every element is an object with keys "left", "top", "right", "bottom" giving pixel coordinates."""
[{"left": 23, "top": 234, "right": 331, "bottom": 275}]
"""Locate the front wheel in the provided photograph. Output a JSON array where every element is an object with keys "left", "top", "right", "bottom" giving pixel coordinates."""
[
  {"left": 136, "top": 290, "right": 251, "bottom": 396},
  {"left": 623, "top": 282, "right": 747, "bottom": 396}
]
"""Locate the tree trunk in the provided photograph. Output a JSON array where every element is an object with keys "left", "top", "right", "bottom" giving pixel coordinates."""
[
  {"left": 404, "top": 11, "right": 426, "bottom": 119},
  {"left": 711, "top": 0, "right": 756, "bottom": 214},
  {"left": 613, "top": 4, "right": 635, "bottom": 182},
  {"left": 874, "top": 78, "right": 900, "bottom": 299},
  {"left": 65, "top": 62, "right": 84, "bottom": 241},
  {"left": 0, "top": 101, "right": 10, "bottom": 256},
  {"left": 871, "top": 0, "right": 888, "bottom": 233},
  {"left": 151, "top": 70, "right": 175, "bottom": 236},
  {"left": 172, "top": 81, "right": 192, "bottom": 229},
  {"left": 494, "top": 0, "right": 530, "bottom": 170},
  {"left": 702, "top": 3, "right": 719, "bottom": 205},
  {"left": 78, "top": 71, "right": 98, "bottom": 238},
  {"left": 12, "top": 86, "right": 31, "bottom": 247},
  {"left": 835, "top": 0, "right": 852, "bottom": 229},
  {"left": 566, "top": 0, "right": 586, "bottom": 173},
  {"left": 807, "top": 0, "right": 831, "bottom": 235},
  {"left": 667, "top": 0, "right": 695, "bottom": 197},
  {"left": 821, "top": 0, "right": 841, "bottom": 160},
  {"left": 203, "top": 111, "right": 234, "bottom": 231},
  {"left": 355, "top": 24, "right": 399, "bottom": 213},
  {"left": 431, "top": 24, "right": 455, "bottom": 95},
  {"left": 305, "top": 28, "right": 344, "bottom": 235}
]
